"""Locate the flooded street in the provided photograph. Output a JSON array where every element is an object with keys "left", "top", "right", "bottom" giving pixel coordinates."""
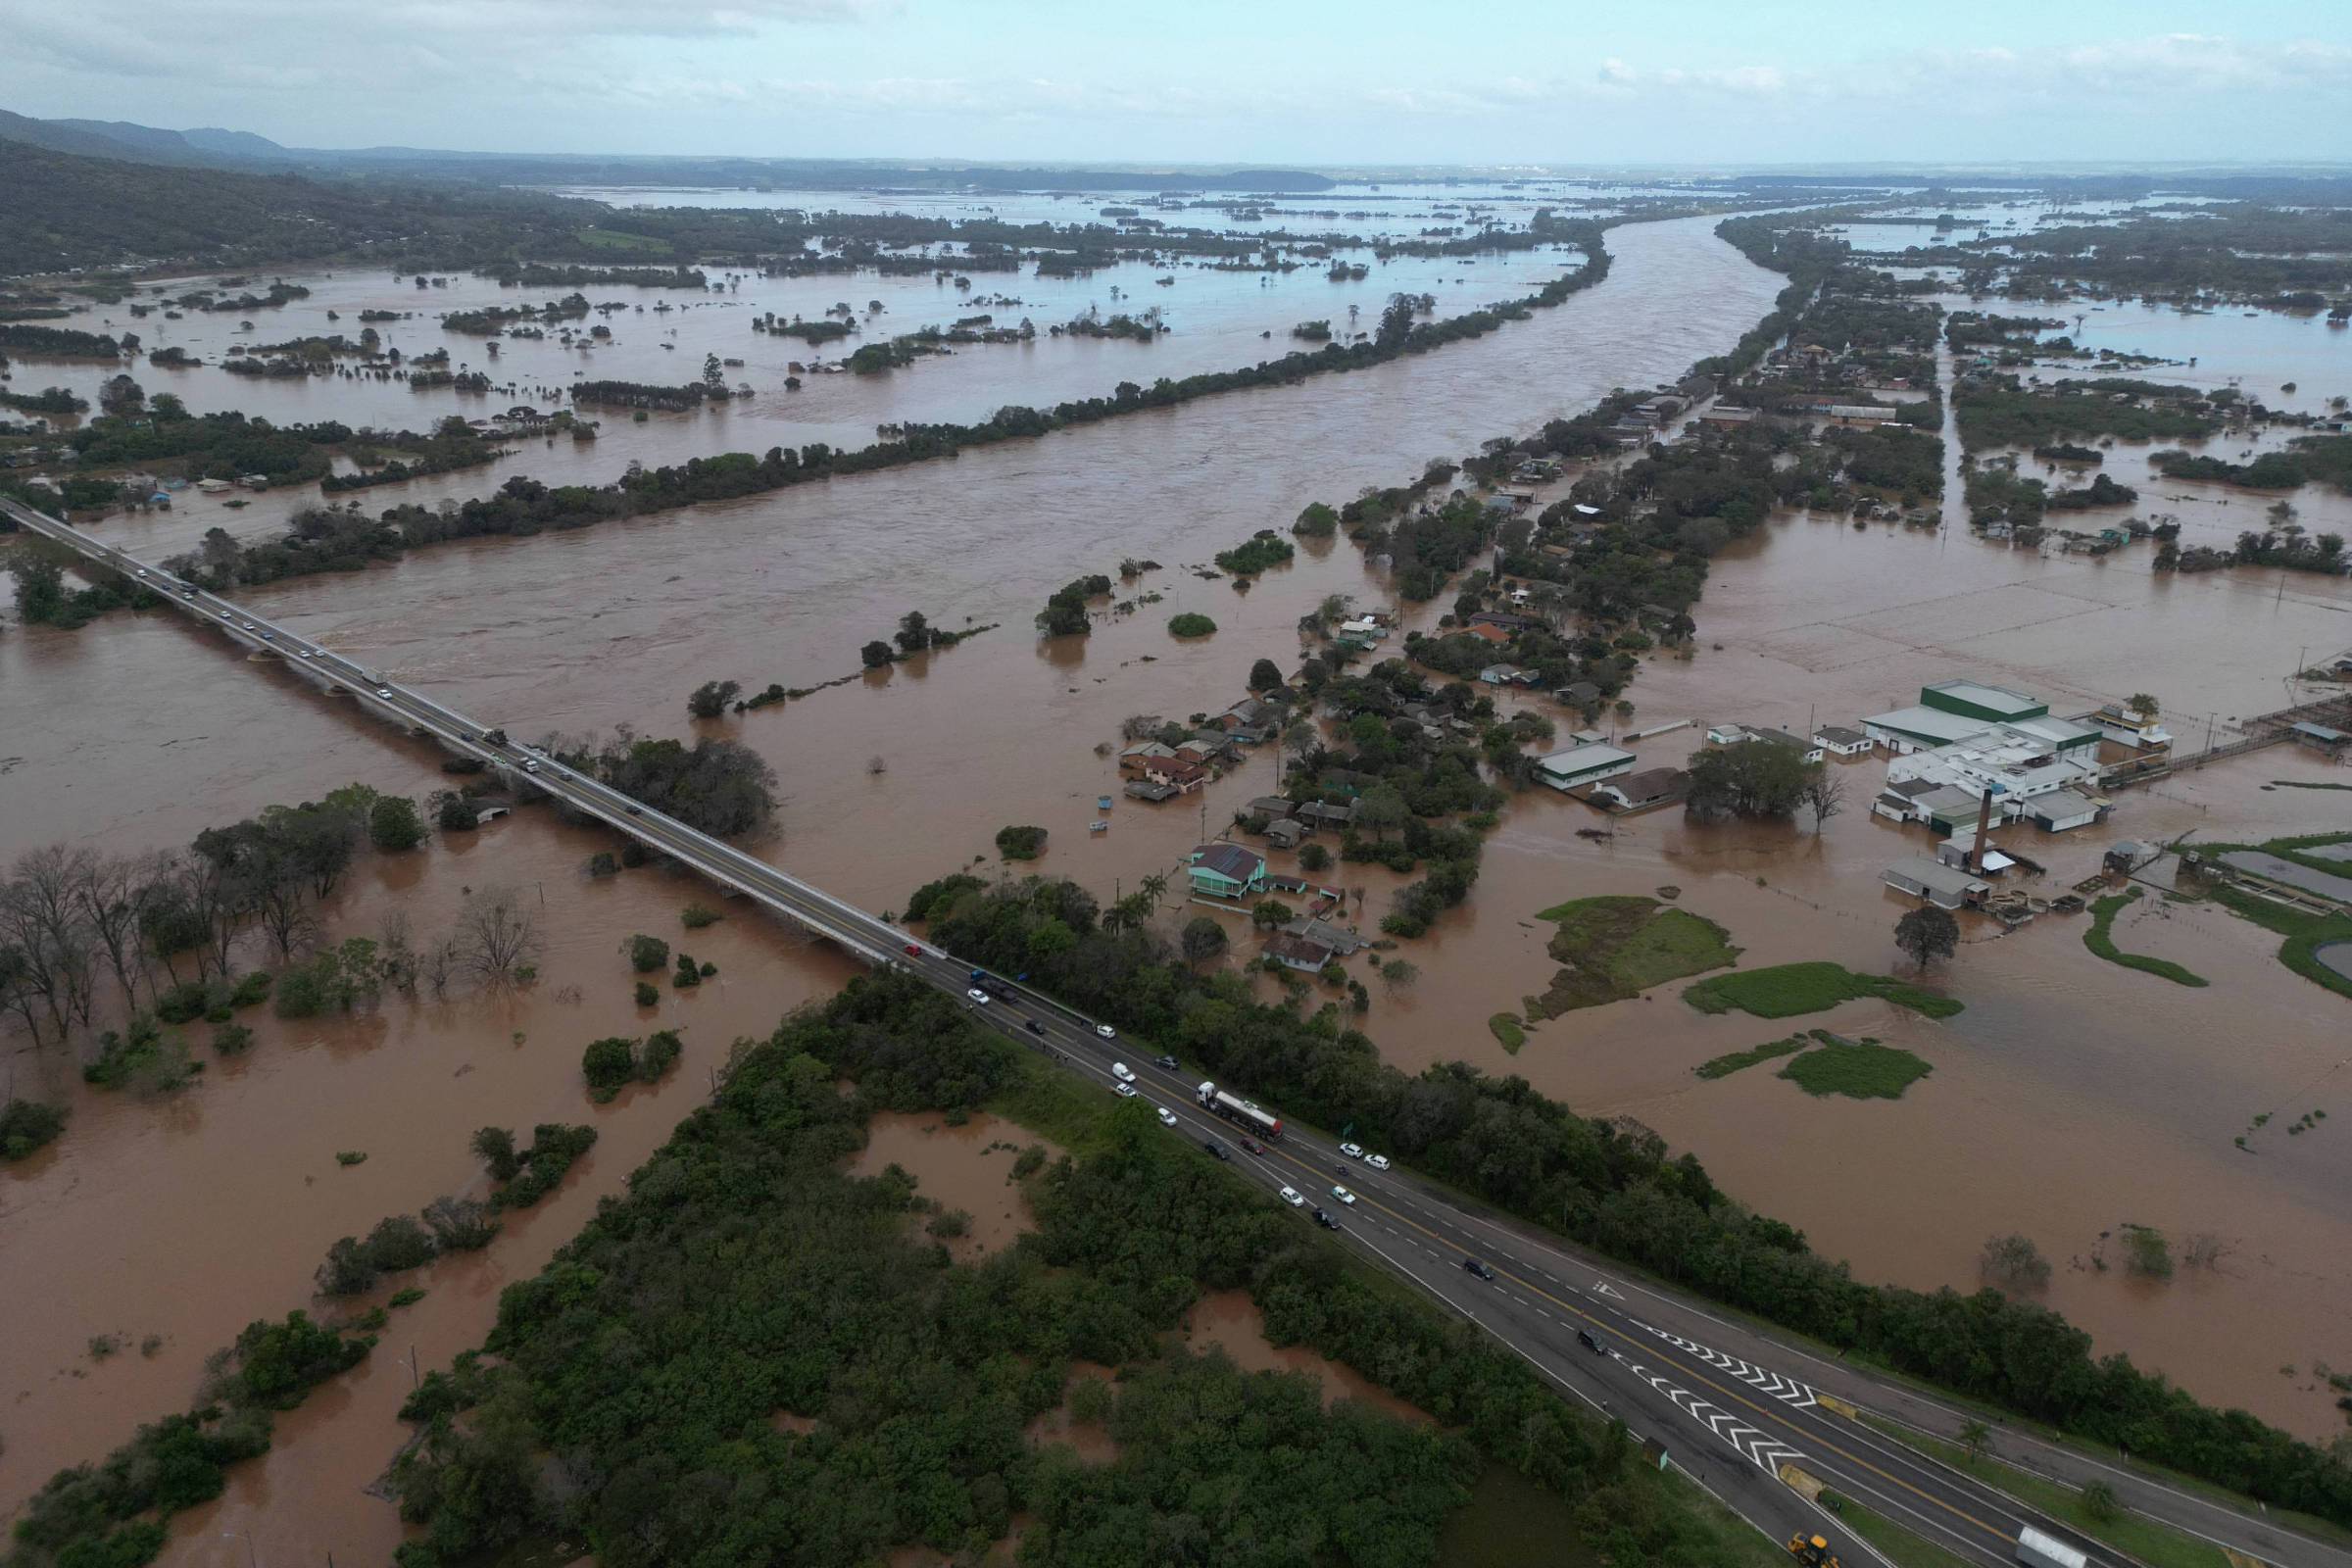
[{"left": 7, "top": 201, "right": 2352, "bottom": 1559}]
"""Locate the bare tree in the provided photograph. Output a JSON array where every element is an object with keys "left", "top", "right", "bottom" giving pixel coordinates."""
[
  {"left": 420, "top": 934, "right": 459, "bottom": 1000},
  {"left": 1802, "top": 767, "right": 1846, "bottom": 833},
  {"left": 454, "top": 887, "right": 543, "bottom": 987},
  {"left": 1, "top": 847, "right": 99, "bottom": 1038},
  {"left": 192, "top": 822, "right": 312, "bottom": 959},
  {"left": 2181, "top": 1231, "right": 2229, "bottom": 1269},
  {"left": 174, "top": 855, "right": 242, "bottom": 980},
  {"left": 378, "top": 908, "right": 418, "bottom": 998},
  {"left": 76, "top": 855, "right": 149, "bottom": 1012},
  {"left": 0, "top": 941, "right": 44, "bottom": 1045}
]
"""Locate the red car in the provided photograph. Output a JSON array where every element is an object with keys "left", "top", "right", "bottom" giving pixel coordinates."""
[
  {"left": 903, "top": 943, "right": 922, "bottom": 956},
  {"left": 1240, "top": 1137, "right": 1264, "bottom": 1155}
]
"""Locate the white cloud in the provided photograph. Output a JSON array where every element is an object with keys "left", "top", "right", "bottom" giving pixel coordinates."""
[{"left": 4, "top": 15, "right": 2346, "bottom": 163}]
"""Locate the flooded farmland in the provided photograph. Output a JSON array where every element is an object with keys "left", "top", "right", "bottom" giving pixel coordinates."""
[{"left": 7, "top": 196, "right": 2352, "bottom": 1561}]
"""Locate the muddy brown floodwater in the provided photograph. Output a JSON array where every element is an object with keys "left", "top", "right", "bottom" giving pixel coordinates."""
[
  {"left": 850, "top": 1109, "right": 1056, "bottom": 1259},
  {"left": 1176, "top": 1289, "right": 1431, "bottom": 1425},
  {"left": 5, "top": 210, "right": 2352, "bottom": 1561},
  {"left": 0, "top": 814, "right": 856, "bottom": 1563}
]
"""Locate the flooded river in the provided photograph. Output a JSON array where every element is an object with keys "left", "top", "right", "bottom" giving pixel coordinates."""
[{"left": 5, "top": 207, "right": 2352, "bottom": 1559}]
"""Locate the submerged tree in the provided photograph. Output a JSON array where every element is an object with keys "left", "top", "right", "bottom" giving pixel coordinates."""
[
  {"left": 455, "top": 888, "right": 542, "bottom": 986},
  {"left": 1892, "top": 906, "right": 1959, "bottom": 972},
  {"left": 1979, "top": 1233, "right": 2050, "bottom": 1290}
]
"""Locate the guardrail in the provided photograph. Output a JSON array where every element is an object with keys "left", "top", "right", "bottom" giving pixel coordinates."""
[{"left": 0, "top": 495, "right": 901, "bottom": 971}]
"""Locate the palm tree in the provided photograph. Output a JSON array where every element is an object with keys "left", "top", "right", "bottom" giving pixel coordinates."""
[
  {"left": 1958, "top": 1419, "right": 1991, "bottom": 1464},
  {"left": 1137, "top": 871, "right": 1170, "bottom": 907}
]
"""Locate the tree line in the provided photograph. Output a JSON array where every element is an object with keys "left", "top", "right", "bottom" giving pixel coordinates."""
[
  {"left": 384, "top": 969, "right": 1769, "bottom": 1568},
  {"left": 7, "top": 1310, "right": 372, "bottom": 1568},
  {"left": 905, "top": 871, "right": 2352, "bottom": 1527},
  {"left": 12, "top": 237, "right": 1618, "bottom": 630},
  {"left": 0, "top": 787, "right": 556, "bottom": 1148}
]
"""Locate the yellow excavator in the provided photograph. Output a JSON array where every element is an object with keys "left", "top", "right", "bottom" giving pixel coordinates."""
[{"left": 1788, "top": 1534, "right": 1844, "bottom": 1568}]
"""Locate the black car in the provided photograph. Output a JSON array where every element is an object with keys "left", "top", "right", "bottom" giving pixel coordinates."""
[
  {"left": 1311, "top": 1208, "right": 1341, "bottom": 1231},
  {"left": 1463, "top": 1257, "right": 1496, "bottom": 1281},
  {"left": 1200, "top": 1139, "right": 1230, "bottom": 1161},
  {"left": 1024, "top": 1019, "right": 1045, "bottom": 1035},
  {"left": 1576, "top": 1329, "right": 1604, "bottom": 1353},
  {"left": 1154, "top": 1054, "right": 1178, "bottom": 1071},
  {"left": 624, "top": 805, "right": 642, "bottom": 816}
]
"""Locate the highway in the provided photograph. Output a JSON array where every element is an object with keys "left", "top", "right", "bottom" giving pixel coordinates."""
[{"left": 11, "top": 493, "right": 2344, "bottom": 1568}]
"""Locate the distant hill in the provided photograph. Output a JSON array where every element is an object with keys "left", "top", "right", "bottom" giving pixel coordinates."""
[
  {"left": 0, "top": 107, "right": 1336, "bottom": 193},
  {"left": 0, "top": 108, "right": 234, "bottom": 168},
  {"left": 0, "top": 139, "right": 607, "bottom": 275},
  {"left": 180, "top": 126, "right": 299, "bottom": 161}
]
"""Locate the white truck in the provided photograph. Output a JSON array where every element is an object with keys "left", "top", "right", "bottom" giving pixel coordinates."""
[
  {"left": 1195, "top": 1081, "right": 1282, "bottom": 1141},
  {"left": 2015, "top": 1526, "right": 2088, "bottom": 1568}
]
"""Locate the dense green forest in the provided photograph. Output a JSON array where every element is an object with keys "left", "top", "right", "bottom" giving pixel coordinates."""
[
  {"left": 388, "top": 972, "right": 1760, "bottom": 1568},
  {"left": 906, "top": 872, "right": 2352, "bottom": 1528},
  {"left": 1965, "top": 208, "right": 2352, "bottom": 303},
  {"left": 1953, "top": 374, "right": 2226, "bottom": 452}
]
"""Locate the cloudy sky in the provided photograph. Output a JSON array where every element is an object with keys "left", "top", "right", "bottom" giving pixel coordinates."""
[{"left": 7, "top": 0, "right": 2349, "bottom": 166}]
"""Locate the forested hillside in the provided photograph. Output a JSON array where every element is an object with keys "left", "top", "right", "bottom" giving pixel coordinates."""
[{"left": 0, "top": 140, "right": 605, "bottom": 274}]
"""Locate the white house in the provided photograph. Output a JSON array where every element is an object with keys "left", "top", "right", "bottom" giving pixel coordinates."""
[
  {"left": 2082, "top": 703, "right": 2172, "bottom": 751},
  {"left": 1811, "top": 725, "right": 1875, "bottom": 758},
  {"left": 1534, "top": 742, "right": 1638, "bottom": 793}
]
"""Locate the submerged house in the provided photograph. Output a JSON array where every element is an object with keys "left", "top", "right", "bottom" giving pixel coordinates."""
[
  {"left": 1186, "top": 843, "right": 1268, "bottom": 900},
  {"left": 1884, "top": 856, "right": 1990, "bottom": 910},
  {"left": 1533, "top": 742, "right": 1638, "bottom": 794},
  {"left": 1591, "top": 766, "right": 1689, "bottom": 813},
  {"left": 1262, "top": 932, "right": 1338, "bottom": 973}
]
